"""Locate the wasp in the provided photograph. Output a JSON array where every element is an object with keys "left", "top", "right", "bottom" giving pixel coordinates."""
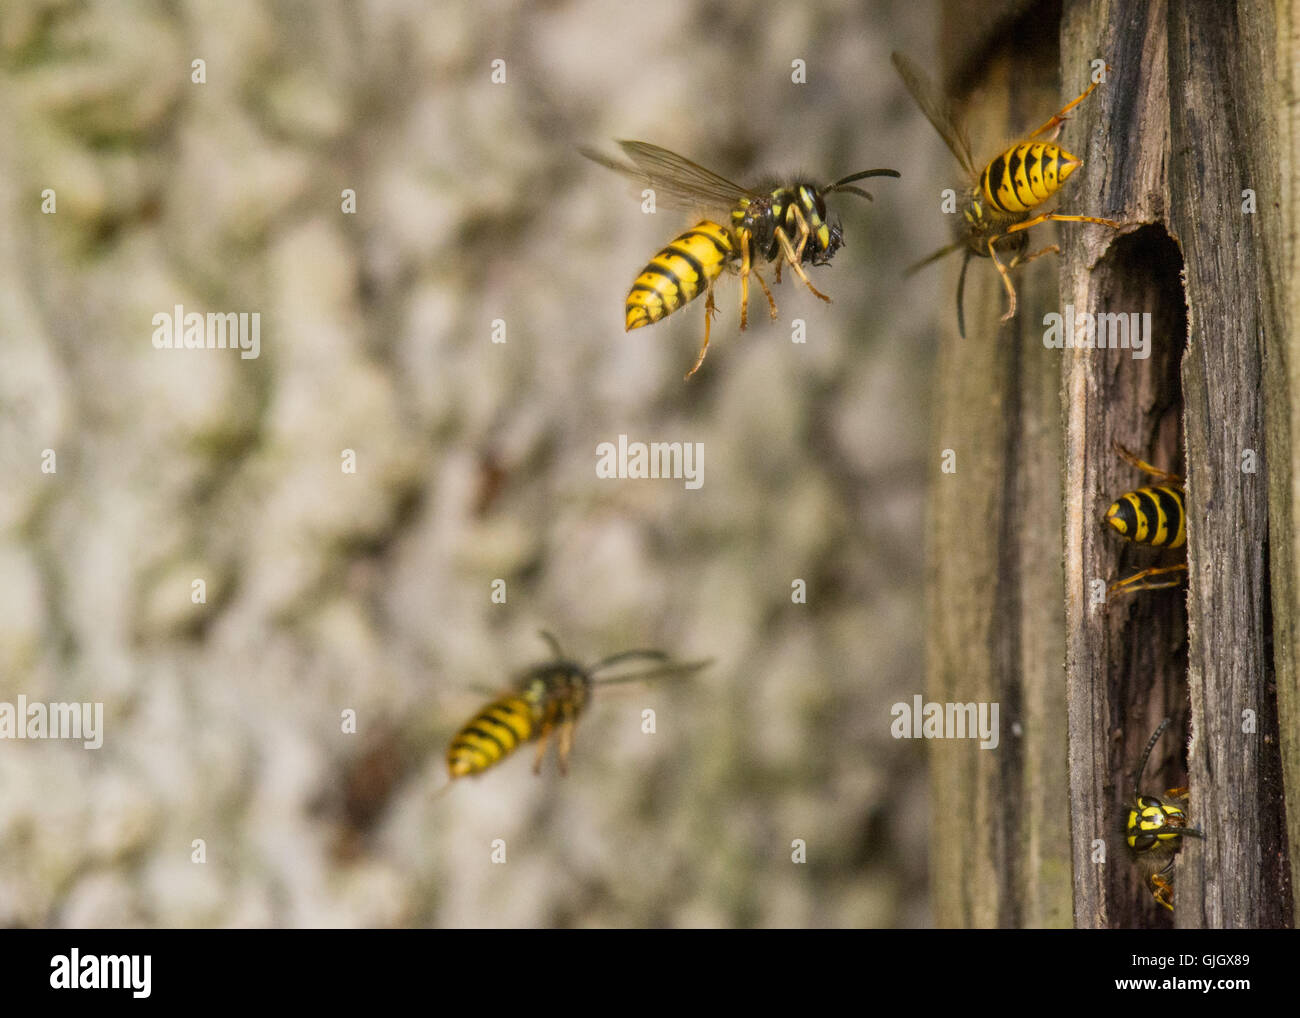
[
  {"left": 444, "top": 632, "right": 710, "bottom": 783},
  {"left": 1104, "top": 440, "right": 1187, "bottom": 598},
  {"left": 891, "top": 51, "right": 1125, "bottom": 337},
  {"left": 582, "top": 139, "right": 900, "bottom": 378},
  {"left": 1126, "top": 717, "right": 1204, "bottom": 911}
]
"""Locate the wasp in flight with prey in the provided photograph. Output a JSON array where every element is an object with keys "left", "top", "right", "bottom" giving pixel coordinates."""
[
  {"left": 582, "top": 139, "right": 900, "bottom": 378},
  {"left": 443, "top": 632, "right": 711, "bottom": 785},
  {"left": 1103, "top": 439, "right": 1187, "bottom": 599},
  {"left": 891, "top": 51, "right": 1125, "bottom": 336},
  {"left": 1126, "top": 717, "right": 1203, "bottom": 911}
]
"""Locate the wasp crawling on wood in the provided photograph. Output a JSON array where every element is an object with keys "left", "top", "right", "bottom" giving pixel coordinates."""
[
  {"left": 582, "top": 139, "right": 899, "bottom": 378},
  {"left": 1126, "top": 718, "right": 1203, "bottom": 911},
  {"left": 443, "top": 632, "right": 711, "bottom": 784},
  {"left": 1104, "top": 439, "right": 1187, "bottom": 599},
  {"left": 891, "top": 51, "right": 1125, "bottom": 337}
]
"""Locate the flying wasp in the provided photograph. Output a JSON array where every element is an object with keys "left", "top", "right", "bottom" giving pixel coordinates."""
[
  {"left": 1126, "top": 717, "right": 1203, "bottom": 911},
  {"left": 891, "top": 51, "right": 1125, "bottom": 337},
  {"left": 1103, "top": 439, "right": 1187, "bottom": 599},
  {"left": 443, "top": 632, "right": 711, "bottom": 784},
  {"left": 582, "top": 140, "right": 900, "bottom": 378}
]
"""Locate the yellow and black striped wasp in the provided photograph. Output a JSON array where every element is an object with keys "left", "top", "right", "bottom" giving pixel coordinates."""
[
  {"left": 1126, "top": 717, "right": 1203, "bottom": 911},
  {"left": 443, "top": 632, "right": 711, "bottom": 785},
  {"left": 891, "top": 51, "right": 1125, "bottom": 337},
  {"left": 582, "top": 140, "right": 900, "bottom": 378},
  {"left": 1104, "top": 440, "right": 1187, "bottom": 599}
]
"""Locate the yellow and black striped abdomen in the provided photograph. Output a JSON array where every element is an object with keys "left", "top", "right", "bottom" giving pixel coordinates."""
[
  {"left": 446, "top": 694, "right": 536, "bottom": 778},
  {"left": 1105, "top": 485, "right": 1186, "bottom": 549},
  {"left": 980, "top": 142, "right": 1082, "bottom": 215},
  {"left": 626, "top": 221, "right": 734, "bottom": 331}
]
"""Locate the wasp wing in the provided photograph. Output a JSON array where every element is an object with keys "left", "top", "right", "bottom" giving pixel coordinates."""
[
  {"left": 581, "top": 139, "right": 759, "bottom": 213},
  {"left": 891, "top": 52, "right": 978, "bottom": 179}
]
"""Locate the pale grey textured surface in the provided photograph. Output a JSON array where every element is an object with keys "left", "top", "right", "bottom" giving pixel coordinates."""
[{"left": 0, "top": 0, "right": 943, "bottom": 927}]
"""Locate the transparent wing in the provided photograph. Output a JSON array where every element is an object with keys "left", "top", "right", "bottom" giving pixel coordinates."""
[
  {"left": 891, "top": 52, "right": 978, "bottom": 179},
  {"left": 581, "top": 139, "right": 759, "bottom": 213}
]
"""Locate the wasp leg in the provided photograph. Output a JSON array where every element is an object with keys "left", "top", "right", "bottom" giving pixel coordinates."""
[
  {"left": 989, "top": 243, "right": 1062, "bottom": 323},
  {"left": 774, "top": 225, "right": 831, "bottom": 304},
  {"left": 1026, "top": 70, "right": 1108, "bottom": 141},
  {"left": 531, "top": 724, "right": 553, "bottom": 775},
  {"left": 956, "top": 248, "right": 972, "bottom": 338},
  {"left": 992, "top": 216, "right": 1122, "bottom": 322},
  {"left": 776, "top": 206, "right": 832, "bottom": 303},
  {"left": 556, "top": 720, "right": 576, "bottom": 777},
  {"left": 751, "top": 267, "right": 778, "bottom": 320},
  {"left": 1112, "top": 440, "right": 1183, "bottom": 484},
  {"left": 1004, "top": 212, "right": 1125, "bottom": 238},
  {"left": 738, "top": 233, "right": 753, "bottom": 331},
  {"left": 789, "top": 203, "right": 812, "bottom": 263},
  {"left": 1150, "top": 872, "right": 1175, "bottom": 911},
  {"left": 1008, "top": 243, "right": 1060, "bottom": 271},
  {"left": 1107, "top": 563, "right": 1189, "bottom": 599},
  {"left": 685, "top": 284, "right": 718, "bottom": 379},
  {"left": 986, "top": 236, "right": 1020, "bottom": 323}
]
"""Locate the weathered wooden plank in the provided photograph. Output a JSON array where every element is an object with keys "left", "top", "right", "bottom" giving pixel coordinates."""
[
  {"left": 1166, "top": 0, "right": 1294, "bottom": 929},
  {"left": 1268, "top": 0, "right": 1300, "bottom": 929},
  {"left": 927, "top": 4, "right": 1071, "bottom": 927},
  {"left": 1061, "top": 0, "right": 1294, "bottom": 928}
]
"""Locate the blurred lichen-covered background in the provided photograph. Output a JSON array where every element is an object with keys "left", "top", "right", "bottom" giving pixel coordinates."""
[{"left": 0, "top": 0, "right": 945, "bottom": 926}]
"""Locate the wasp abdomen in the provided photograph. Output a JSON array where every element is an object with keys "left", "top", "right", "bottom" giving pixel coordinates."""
[
  {"left": 626, "top": 221, "right": 734, "bottom": 331},
  {"left": 980, "top": 142, "right": 1082, "bottom": 215},
  {"left": 446, "top": 694, "right": 536, "bottom": 778},
  {"left": 1105, "top": 485, "right": 1187, "bottom": 549}
]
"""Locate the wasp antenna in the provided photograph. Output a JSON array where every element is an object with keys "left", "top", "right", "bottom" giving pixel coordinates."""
[
  {"left": 593, "top": 658, "right": 713, "bottom": 686},
  {"left": 589, "top": 649, "right": 670, "bottom": 674},
  {"left": 1134, "top": 718, "right": 1172, "bottom": 800},
  {"left": 904, "top": 240, "right": 964, "bottom": 277},
  {"left": 830, "top": 167, "right": 901, "bottom": 189},
  {"left": 538, "top": 631, "right": 565, "bottom": 659},
  {"left": 832, "top": 185, "right": 874, "bottom": 202},
  {"left": 956, "top": 248, "right": 972, "bottom": 338}
]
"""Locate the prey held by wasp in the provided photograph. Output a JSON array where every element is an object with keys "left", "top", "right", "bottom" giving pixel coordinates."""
[
  {"left": 440, "top": 631, "right": 711, "bottom": 789},
  {"left": 582, "top": 139, "right": 899, "bottom": 378},
  {"left": 891, "top": 51, "right": 1125, "bottom": 337}
]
